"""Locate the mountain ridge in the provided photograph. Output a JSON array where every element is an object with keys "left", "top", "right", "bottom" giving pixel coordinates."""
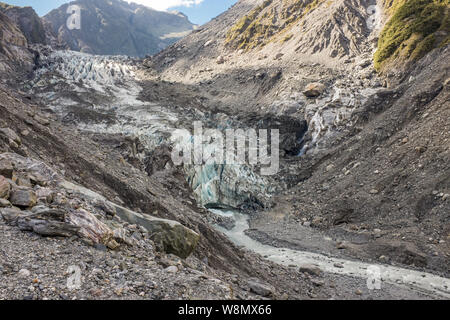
[{"left": 43, "top": 0, "right": 198, "bottom": 57}]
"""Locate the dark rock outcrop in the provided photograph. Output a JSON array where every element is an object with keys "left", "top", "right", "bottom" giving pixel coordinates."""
[{"left": 0, "top": 3, "right": 47, "bottom": 44}]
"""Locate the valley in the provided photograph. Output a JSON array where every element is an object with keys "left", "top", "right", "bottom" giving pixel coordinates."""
[{"left": 0, "top": 0, "right": 449, "bottom": 300}]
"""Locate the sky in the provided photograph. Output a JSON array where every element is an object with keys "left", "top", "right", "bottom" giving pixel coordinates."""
[{"left": 3, "top": 0, "right": 238, "bottom": 25}]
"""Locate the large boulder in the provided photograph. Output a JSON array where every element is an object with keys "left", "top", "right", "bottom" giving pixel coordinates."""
[{"left": 114, "top": 206, "right": 200, "bottom": 259}]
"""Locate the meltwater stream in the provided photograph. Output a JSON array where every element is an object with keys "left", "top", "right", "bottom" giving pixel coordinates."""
[
  {"left": 31, "top": 51, "right": 450, "bottom": 298},
  {"left": 211, "top": 210, "right": 450, "bottom": 298}
]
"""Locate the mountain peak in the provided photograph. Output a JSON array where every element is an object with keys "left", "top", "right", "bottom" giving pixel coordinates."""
[{"left": 43, "top": 0, "right": 197, "bottom": 57}]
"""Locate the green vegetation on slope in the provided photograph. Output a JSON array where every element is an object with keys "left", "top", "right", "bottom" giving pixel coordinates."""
[
  {"left": 225, "top": 0, "right": 324, "bottom": 51},
  {"left": 374, "top": 0, "right": 450, "bottom": 71}
]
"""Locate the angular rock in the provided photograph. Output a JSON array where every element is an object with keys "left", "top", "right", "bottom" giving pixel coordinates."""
[
  {"left": 0, "top": 159, "right": 14, "bottom": 179},
  {"left": 299, "top": 264, "right": 322, "bottom": 276},
  {"left": 0, "top": 175, "right": 10, "bottom": 199},
  {"left": 17, "top": 218, "right": 80, "bottom": 237},
  {"left": 247, "top": 278, "right": 274, "bottom": 297},
  {"left": 303, "top": 82, "right": 325, "bottom": 98},
  {"left": 35, "top": 188, "right": 54, "bottom": 203},
  {"left": 9, "top": 187, "right": 37, "bottom": 208},
  {"left": 60, "top": 180, "right": 200, "bottom": 258}
]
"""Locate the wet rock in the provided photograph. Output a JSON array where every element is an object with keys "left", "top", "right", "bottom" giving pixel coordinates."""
[
  {"left": 0, "top": 159, "right": 14, "bottom": 179},
  {"left": 9, "top": 187, "right": 37, "bottom": 208},
  {"left": 216, "top": 215, "right": 236, "bottom": 230},
  {"left": 303, "top": 82, "right": 325, "bottom": 98},
  {"left": 0, "top": 175, "right": 11, "bottom": 199},
  {"left": 247, "top": 278, "right": 274, "bottom": 297},
  {"left": 299, "top": 264, "right": 322, "bottom": 276}
]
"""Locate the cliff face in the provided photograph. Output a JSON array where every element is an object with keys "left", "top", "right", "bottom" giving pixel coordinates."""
[
  {"left": 0, "top": 2, "right": 47, "bottom": 44},
  {"left": 0, "top": 11, "right": 33, "bottom": 72},
  {"left": 43, "top": 0, "right": 198, "bottom": 57}
]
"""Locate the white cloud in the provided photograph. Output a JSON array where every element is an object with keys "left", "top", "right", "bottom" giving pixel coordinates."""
[{"left": 127, "top": 0, "right": 204, "bottom": 11}]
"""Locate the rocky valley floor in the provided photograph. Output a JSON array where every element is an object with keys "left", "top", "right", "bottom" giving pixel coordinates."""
[{"left": 0, "top": 0, "right": 449, "bottom": 301}]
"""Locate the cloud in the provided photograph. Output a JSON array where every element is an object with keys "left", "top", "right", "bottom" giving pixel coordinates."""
[{"left": 127, "top": 0, "right": 204, "bottom": 11}]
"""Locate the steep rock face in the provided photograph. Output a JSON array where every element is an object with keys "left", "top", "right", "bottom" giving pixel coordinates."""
[
  {"left": 0, "top": 2, "right": 47, "bottom": 44},
  {"left": 0, "top": 11, "right": 32, "bottom": 72},
  {"left": 43, "top": 0, "right": 197, "bottom": 57}
]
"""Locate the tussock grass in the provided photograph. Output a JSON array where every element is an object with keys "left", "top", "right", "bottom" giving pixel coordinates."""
[{"left": 374, "top": 0, "right": 450, "bottom": 71}]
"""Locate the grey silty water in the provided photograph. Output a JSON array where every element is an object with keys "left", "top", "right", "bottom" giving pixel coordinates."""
[{"left": 212, "top": 210, "right": 450, "bottom": 298}]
